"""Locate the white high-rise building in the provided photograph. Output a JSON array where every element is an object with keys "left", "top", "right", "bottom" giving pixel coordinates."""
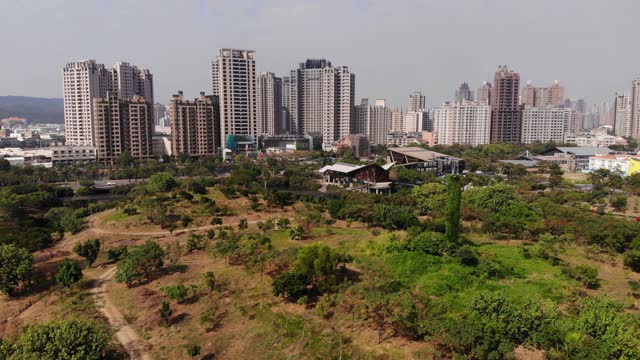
[
  {"left": 289, "top": 59, "right": 355, "bottom": 149},
  {"left": 408, "top": 91, "right": 426, "bottom": 112},
  {"left": 391, "top": 108, "right": 404, "bottom": 132},
  {"left": 404, "top": 110, "right": 431, "bottom": 133},
  {"left": 630, "top": 80, "right": 640, "bottom": 140},
  {"left": 354, "top": 99, "right": 392, "bottom": 145},
  {"left": 63, "top": 60, "right": 153, "bottom": 146},
  {"left": 256, "top": 72, "right": 283, "bottom": 136},
  {"left": 63, "top": 60, "right": 109, "bottom": 146},
  {"left": 433, "top": 101, "right": 491, "bottom": 146},
  {"left": 212, "top": 48, "right": 257, "bottom": 149},
  {"left": 614, "top": 93, "right": 631, "bottom": 137},
  {"left": 520, "top": 107, "right": 573, "bottom": 144}
]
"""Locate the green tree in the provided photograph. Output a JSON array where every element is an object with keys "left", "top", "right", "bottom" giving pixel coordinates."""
[
  {"left": 73, "top": 238, "right": 101, "bottom": 267},
  {"left": 147, "top": 171, "right": 177, "bottom": 192},
  {"left": 610, "top": 195, "right": 628, "bottom": 212},
  {"left": 200, "top": 305, "right": 223, "bottom": 331},
  {"left": 55, "top": 258, "right": 83, "bottom": 287},
  {"left": 106, "top": 245, "right": 128, "bottom": 262},
  {"left": 445, "top": 175, "right": 462, "bottom": 244},
  {"left": 624, "top": 250, "right": 640, "bottom": 272},
  {"left": 203, "top": 271, "right": 216, "bottom": 294},
  {"left": 161, "top": 284, "right": 190, "bottom": 303},
  {"left": 115, "top": 241, "right": 165, "bottom": 286},
  {"left": 160, "top": 301, "right": 172, "bottom": 326},
  {"left": 0, "top": 244, "right": 34, "bottom": 296},
  {"left": 238, "top": 218, "right": 248, "bottom": 231},
  {"left": 288, "top": 225, "right": 304, "bottom": 241},
  {"left": 9, "top": 318, "right": 110, "bottom": 360},
  {"left": 548, "top": 163, "right": 564, "bottom": 188},
  {"left": 412, "top": 182, "right": 447, "bottom": 216},
  {"left": 272, "top": 271, "right": 309, "bottom": 301}
]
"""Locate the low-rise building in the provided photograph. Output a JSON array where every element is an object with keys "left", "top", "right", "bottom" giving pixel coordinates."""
[
  {"left": 387, "top": 132, "right": 424, "bottom": 147},
  {"left": 337, "top": 134, "right": 369, "bottom": 157},
  {"left": 541, "top": 146, "right": 614, "bottom": 172},
  {"left": 318, "top": 162, "right": 395, "bottom": 194},
  {"left": 387, "top": 147, "right": 465, "bottom": 175},
  {"left": 588, "top": 154, "right": 631, "bottom": 175}
]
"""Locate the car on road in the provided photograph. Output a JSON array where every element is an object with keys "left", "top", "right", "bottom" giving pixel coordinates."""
[{"left": 106, "top": 181, "right": 116, "bottom": 186}]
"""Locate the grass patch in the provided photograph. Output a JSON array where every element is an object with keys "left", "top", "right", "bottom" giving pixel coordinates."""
[{"left": 101, "top": 210, "right": 129, "bottom": 224}]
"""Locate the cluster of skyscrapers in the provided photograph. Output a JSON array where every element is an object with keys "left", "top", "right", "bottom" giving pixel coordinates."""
[{"left": 62, "top": 52, "right": 638, "bottom": 162}]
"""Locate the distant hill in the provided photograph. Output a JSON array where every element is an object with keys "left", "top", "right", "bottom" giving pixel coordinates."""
[{"left": 0, "top": 96, "right": 64, "bottom": 124}]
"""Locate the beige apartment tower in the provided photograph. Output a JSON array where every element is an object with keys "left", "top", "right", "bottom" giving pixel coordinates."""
[
  {"left": 408, "top": 91, "right": 426, "bottom": 112},
  {"left": 211, "top": 49, "right": 257, "bottom": 149},
  {"left": 93, "top": 93, "right": 154, "bottom": 164},
  {"left": 521, "top": 81, "right": 565, "bottom": 108},
  {"left": 63, "top": 59, "right": 154, "bottom": 147},
  {"left": 433, "top": 101, "right": 491, "bottom": 146},
  {"left": 170, "top": 91, "right": 220, "bottom": 157},
  {"left": 257, "top": 72, "right": 283, "bottom": 136},
  {"left": 521, "top": 107, "right": 573, "bottom": 144},
  {"left": 289, "top": 59, "right": 355, "bottom": 149}
]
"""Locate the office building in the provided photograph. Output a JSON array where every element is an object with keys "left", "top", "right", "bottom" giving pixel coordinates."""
[
  {"left": 170, "top": 91, "right": 220, "bottom": 157},
  {"left": 455, "top": 83, "right": 473, "bottom": 103},
  {"left": 63, "top": 60, "right": 154, "bottom": 147},
  {"left": 256, "top": 72, "right": 283, "bottom": 136},
  {"left": 289, "top": 59, "right": 355, "bottom": 149},
  {"left": 93, "top": 93, "right": 154, "bottom": 164},
  {"left": 477, "top": 81, "right": 492, "bottom": 106},
  {"left": 433, "top": 101, "right": 491, "bottom": 146},
  {"left": 354, "top": 99, "right": 392, "bottom": 145},
  {"left": 212, "top": 48, "right": 257, "bottom": 149},
  {"left": 490, "top": 65, "right": 522, "bottom": 143},
  {"left": 520, "top": 107, "right": 572, "bottom": 144},
  {"left": 408, "top": 91, "right": 426, "bottom": 112},
  {"left": 614, "top": 93, "right": 631, "bottom": 137}
]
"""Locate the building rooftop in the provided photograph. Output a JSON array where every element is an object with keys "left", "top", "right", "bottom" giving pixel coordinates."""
[
  {"left": 388, "top": 147, "right": 462, "bottom": 162},
  {"left": 543, "top": 146, "right": 614, "bottom": 157}
]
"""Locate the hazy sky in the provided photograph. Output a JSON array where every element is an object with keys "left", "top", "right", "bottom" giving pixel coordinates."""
[{"left": 1, "top": 0, "right": 639, "bottom": 108}]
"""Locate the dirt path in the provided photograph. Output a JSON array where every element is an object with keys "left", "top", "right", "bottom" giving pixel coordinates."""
[
  {"left": 89, "top": 266, "right": 152, "bottom": 360},
  {"left": 87, "top": 209, "right": 259, "bottom": 236}
]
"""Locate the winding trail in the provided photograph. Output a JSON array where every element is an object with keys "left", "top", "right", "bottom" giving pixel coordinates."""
[{"left": 89, "top": 266, "right": 153, "bottom": 360}]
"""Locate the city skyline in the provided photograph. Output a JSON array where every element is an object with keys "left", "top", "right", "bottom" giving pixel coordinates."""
[{"left": 2, "top": 0, "right": 640, "bottom": 109}]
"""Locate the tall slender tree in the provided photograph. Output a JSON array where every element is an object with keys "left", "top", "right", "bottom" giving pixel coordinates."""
[{"left": 445, "top": 175, "right": 462, "bottom": 244}]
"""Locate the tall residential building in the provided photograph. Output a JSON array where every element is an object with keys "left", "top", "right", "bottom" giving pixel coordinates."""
[
  {"left": 282, "top": 76, "right": 291, "bottom": 134},
  {"left": 353, "top": 99, "right": 392, "bottom": 145},
  {"left": 490, "top": 65, "right": 522, "bottom": 143},
  {"left": 170, "top": 91, "right": 220, "bottom": 157},
  {"left": 408, "top": 91, "right": 426, "bottom": 111},
  {"left": 154, "top": 103, "right": 167, "bottom": 126},
  {"left": 520, "top": 107, "right": 573, "bottom": 144},
  {"left": 63, "top": 60, "right": 110, "bottom": 146},
  {"left": 63, "top": 60, "right": 154, "bottom": 146},
  {"left": 289, "top": 59, "right": 355, "bottom": 149},
  {"left": 404, "top": 110, "right": 431, "bottom": 133},
  {"left": 93, "top": 93, "right": 154, "bottom": 164},
  {"left": 391, "top": 108, "right": 404, "bottom": 132},
  {"left": 455, "top": 83, "right": 473, "bottom": 103},
  {"left": 521, "top": 81, "right": 565, "bottom": 108},
  {"left": 256, "top": 72, "right": 283, "bottom": 136},
  {"left": 630, "top": 79, "right": 640, "bottom": 139},
  {"left": 433, "top": 101, "right": 491, "bottom": 146},
  {"left": 614, "top": 93, "right": 631, "bottom": 137},
  {"left": 477, "top": 82, "right": 492, "bottom": 106},
  {"left": 111, "top": 62, "right": 154, "bottom": 106},
  {"left": 212, "top": 48, "right": 257, "bottom": 149}
]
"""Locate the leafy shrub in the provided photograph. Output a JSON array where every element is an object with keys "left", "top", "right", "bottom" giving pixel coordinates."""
[
  {"left": 161, "top": 284, "right": 189, "bottom": 303},
  {"left": 106, "top": 245, "right": 128, "bottom": 262},
  {"left": 563, "top": 265, "right": 600, "bottom": 289},
  {"left": 55, "top": 258, "right": 83, "bottom": 287},
  {"left": 624, "top": 250, "right": 640, "bottom": 272}
]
